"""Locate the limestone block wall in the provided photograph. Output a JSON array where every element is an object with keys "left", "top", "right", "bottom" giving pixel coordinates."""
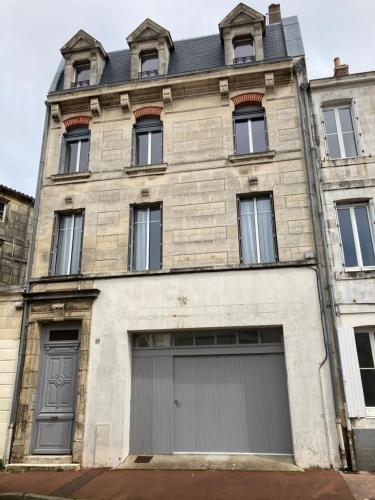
[
  {"left": 33, "top": 81, "right": 313, "bottom": 278},
  {"left": 0, "top": 290, "right": 22, "bottom": 458}
]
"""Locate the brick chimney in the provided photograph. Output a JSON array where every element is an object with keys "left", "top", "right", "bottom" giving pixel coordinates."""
[
  {"left": 334, "top": 57, "right": 349, "bottom": 77},
  {"left": 268, "top": 4, "right": 281, "bottom": 24}
]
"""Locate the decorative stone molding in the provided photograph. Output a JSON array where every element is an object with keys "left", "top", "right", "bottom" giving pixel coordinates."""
[
  {"left": 63, "top": 115, "right": 92, "bottom": 130},
  {"left": 133, "top": 106, "right": 163, "bottom": 120},
  {"left": 120, "top": 93, "right": 131, "bottom": 112},
  {"left": 219, "top": 79, "right": 229, "bottom": 96},
  {"left": 231, "top": 92, "right": 264, "bottom": 108},
  {"left": 50, "top": 104, "right": 62, "bottom": 123},
  {"left": 90, "top": 97, "right": 101, "bottom": 117},
  {"left": 265, "top": 72, "right": 275, "bottom": 96},
  {"left": 162, "top": 87, "right": 172, "bottom": 104}
]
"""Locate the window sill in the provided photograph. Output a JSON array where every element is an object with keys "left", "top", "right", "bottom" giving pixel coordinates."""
[
  {"left": 228, "top": 150, "right": 276, "bottom": 163},
  {"left": 366, "top": 408, "right": 375, "bottom": 418},
  {"left": 124, "top": 163, "right": 168, "bottom": 176},
  {"left": 335, "top": 268, "right": 375, "bottom": 280},
  {"left": 321, "top": 155, "right": 373, "bottom": 167},
  {"left": 50, "top": 171, "right": 92, "bottom": 183}
]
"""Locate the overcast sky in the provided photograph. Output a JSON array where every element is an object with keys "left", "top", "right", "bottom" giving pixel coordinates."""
[{"left": 1, "top": 0, "right": 374, "bottom": 196}]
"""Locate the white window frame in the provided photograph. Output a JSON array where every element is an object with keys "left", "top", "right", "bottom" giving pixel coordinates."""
[
  {"left": 322, "top": 105, "right": 358, "bottom": 159},
  {"left": 53, "top": 213, "right": 83, "bottom": 276},
  {"left": 336, "top": 202, "right": 375, "bottom": 271},
  {"left": 234, "top": 116, "right": 267, "bottom": 155},
  {"left": 356, "top": 328, "right": 375, "bottom": 418}
]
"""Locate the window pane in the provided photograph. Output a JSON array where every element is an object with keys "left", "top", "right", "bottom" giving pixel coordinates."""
[
  {"left": 149, "top": 206, "right": 161, "bottom": 270},
  {"left": 256, "top": 197, "right": 275, "bottom": 263},
  {"left": 338, "top": 108, "right": 354, "bottom": 133},
  {"left": 76, "top": 65, "right": 90, "bottom": 84},
  {"left": 151, "top": 131, "right": 162, "bottom": 164},
  {"left": 154, "top": 333, "right": 172, "bottom": 347},
  {"left": 174, "top": 333, "right": 194, "bottom": 346},
  {"left": 133, "top": 208, "right": 148, "bottom": 271},
  {"left": 355, "top": 332, "right": 374, "bottom": 368},
  {"left": 136, "top": 132, "right": 149, "bottom": 165},
  {"left": 234, "top": 40, "right": 254, "bottom": 59},
  {"left": 260, "top": 329, "right": 282, "bottom": 344},
  {"left": 65, "top": 141, "right": 78, "bottom": 173},
  {"left": 216, "top": 334, "right": 236, "bottom": 345},
  {"left": 235, "top": 120, "right": 250, "bottom": 154},
  {"left": 195, "top": 333, "right": 215, "bottom": 345},
  {"left": 360, "top": 370, "right": 375, "bottom": 407},
  {"left": 337, "top": 208, "right": 358, "bottom": 267},
  {"left": 326, "top": 134, "right": 341, "bottom": 159},
  {"left": 70, "top": 214, "right": 83, "bottom": 274},
  {"left": 342, "top": 132, "right": 357, "bottom": 158},
  {"left": 141, "top": 54, "right": 158, "bottom": 73},
  {"left": 79, "top": 139, "right": 89, "bottom": 171},
  {"left": 354, "top": 207, "right": 375, "bottom": 267},
  {"left": 238, "top": 331, "right": 259, "bottom": 344},
  {"left": 323, "top": 110, "right": 338, "bottom": 134},
  {"left": 251, "top": 118, "right": 266, "bottom": 152},
  {"left": 134, "top": 334, "right": 153, "bottom": 348},
  {"left": 240, "top": 199, "right": 257, "bottom": 264},
  {"left": 55, "top": 215, "right": 73, "bottom": 275}
]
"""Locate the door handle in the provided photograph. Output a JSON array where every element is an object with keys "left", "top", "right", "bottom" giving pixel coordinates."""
[{"left": 174, "top": 399, "right": 182, "bottom": 408}]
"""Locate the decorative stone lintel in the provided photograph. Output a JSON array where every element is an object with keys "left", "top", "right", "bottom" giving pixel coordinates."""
[
  {"left": 265, "top": 72, "right": 275, "bottom": 97},
  {"left": 120, "top": 93, "right": 131, "bottom": 112},
  {"left": 124, "top": 163, "right": 168, "bottom": 176},
  {"left": 219, "top": 79, "right": 229, "bottom": 96},
  {"left": 162, "top": 87, "right": 172, "bottom": 104},
  {"left": 51, "top": 104, "right": 62, "bottom": 123},
  {"left": 90, "top": 97, "right": 101, "bottom": 117},
  {"left": 228, "top": 150, "right": 276, "bottom": 163}
]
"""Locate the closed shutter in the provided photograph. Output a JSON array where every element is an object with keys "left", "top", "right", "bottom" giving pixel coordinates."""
[
  {"left": 128, "top": 205, "right": 134, "bottom": 270},
  {"left": 337, "top": 327, "right": 366, "bottom": 417},
  {"left": 59, "top": 137, "right": 67, "bottom": 173}
]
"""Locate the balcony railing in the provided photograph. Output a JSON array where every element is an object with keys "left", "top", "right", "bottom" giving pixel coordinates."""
[
  {"left": 138, "top": 69, "right": 159, "bottom": 78},
  {"left": 72, "top": 80, "right": 90, "bottom": 88},
  {"left": 233, "top": 56, "right": 256, "bottom": 65}
]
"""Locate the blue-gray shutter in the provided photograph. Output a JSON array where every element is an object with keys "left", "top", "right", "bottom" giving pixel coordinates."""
[
  {"left": 59, "top": 137, "right": 67, "bottom": 173},
  {"left": 128, "top": 205, "right": 134, "bottom": 270},
  {"left": 49, "top": 213, "right": 59, "bottom": 275}
]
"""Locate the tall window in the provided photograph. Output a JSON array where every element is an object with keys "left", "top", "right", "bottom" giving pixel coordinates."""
[
  {"left": 134, "top": 118, "right": 163, "bottom": 166},
  {"left": 355, "top": 330, "right": 375, "bottom": 413},
  {"left": 233, "top": 106, "right": 267, "bottom": 155},
  {"left": 73, "top": 63, "right": 90, "bottom": 88},
  {"left": 238, "top": 195, "right": 277, "bottom": 265},
  {"left": 323, "top": 106, "right": 358, "bottom": 159},
  {"left": 337, "top": 203, "right": 375, "bottom": 269},
  {"left": 233, "top": 38, "right": 255, "bottom": 64},
  {"left": 139, "top": 52, "right": 159, "bottom": 78},
  {"left": 51, "top": 212, "right": 84, "bottom": 276},
  {"left": 60, "top": 127, "right": 90, "bottom": 174},
  {"left": 0, "top": 201, "right": 6, "bottom": 222},
  {"left": 129, "top": 204, "right": 162, "bottom": 271}
]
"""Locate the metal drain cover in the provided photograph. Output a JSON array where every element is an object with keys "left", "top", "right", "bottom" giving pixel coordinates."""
[{"left": 134, "top": 455, "right": 153, "bottom": 463}]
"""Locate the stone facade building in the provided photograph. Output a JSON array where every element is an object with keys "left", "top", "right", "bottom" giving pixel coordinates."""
[
  {"left": 0, "top": 185, "right": 33, "bottom": 459},
  {"left": 309, "top": 61, "right": 375, "bottom": 471},
  {"left": 7, "top": 3, "right": 343, "bottom": 470}
]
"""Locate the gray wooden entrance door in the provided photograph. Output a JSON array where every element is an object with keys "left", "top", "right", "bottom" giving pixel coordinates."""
[
  {"left": 33, "top": 338, "right": 79, "bottom": 454},
  {"left": 173, "top": 354, "right": 293, "bottom": 454}
]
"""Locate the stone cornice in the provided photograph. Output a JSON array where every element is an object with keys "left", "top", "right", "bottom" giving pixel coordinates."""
[
  {"left": 310, "top": 72, "right": 375, "bottom": 91},
  {"left": 47, "top": 58, "right": 293, "bottom": 104}
]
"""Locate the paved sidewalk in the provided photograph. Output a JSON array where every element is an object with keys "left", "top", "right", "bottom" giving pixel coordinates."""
[
  {"left": 0, "top": 469, "right": 355, "bottom": 500},
  {"left": 341, "top": 472, "right": 375, "bottom": 500}
]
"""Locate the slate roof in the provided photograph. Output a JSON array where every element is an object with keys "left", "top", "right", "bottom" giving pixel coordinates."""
[{"left": 52, "top": 20, "right": 301, "bottom": 93}]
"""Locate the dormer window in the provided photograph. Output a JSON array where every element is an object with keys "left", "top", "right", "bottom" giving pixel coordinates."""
[
  {"left": 233, "top": 37, "right": 255, "bottom": 64},
  {"left": 73, "top": 62, "right": 90, "bottom": 88},
  {"left": 139, "top": 52, "right": 159, "bottom": 78}
]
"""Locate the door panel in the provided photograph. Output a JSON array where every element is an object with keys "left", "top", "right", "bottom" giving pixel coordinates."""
[
  {"left": 173, "top": 354, "right": 293, "bottom": 454},
  {"left": 33, "top": 344, "right": 79, "bottom": 454}
]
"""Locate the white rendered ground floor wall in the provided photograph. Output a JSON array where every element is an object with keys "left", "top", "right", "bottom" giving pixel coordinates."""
[{"left": 83, "top": 267, "right": 341, "bottom": 469}]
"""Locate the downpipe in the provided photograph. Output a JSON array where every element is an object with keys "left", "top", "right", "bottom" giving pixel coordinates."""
[
  {"left": 295, "top": 65, "right": 347, "bottom": 469},
  {"left": 3, "top": 103, "right": 50, "bottom": 465}
]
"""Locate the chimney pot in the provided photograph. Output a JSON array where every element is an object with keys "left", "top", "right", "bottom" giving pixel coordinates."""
[
  {"left": 268, "top": 4, "right": 281, "bottom": 24},
  {"left": 333, "top": 57, "right": 349, "bottom": 77}
]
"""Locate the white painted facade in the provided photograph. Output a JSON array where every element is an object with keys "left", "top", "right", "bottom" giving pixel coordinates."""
[{"left": 83, "top": 268, "right": 340, "bottom": 469}]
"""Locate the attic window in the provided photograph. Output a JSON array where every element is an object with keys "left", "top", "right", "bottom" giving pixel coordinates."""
[
  {"left": 139, "top": 52, "right": 159, "bottom": 78},
  {"left": 73, "top": 63, "right": 90, "bottom": 88},
  {"left": 233, "top": 38, "right": 255, "bottom": 64}
]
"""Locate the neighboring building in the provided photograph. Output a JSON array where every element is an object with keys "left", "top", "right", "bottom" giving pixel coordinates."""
[
  {"left": 0, "top": 185, "right": 33, "bottom": 459},
  {"left": 309, "top": 60, "right": 375, "bottom": 471},
  {"left": 8, "top": 3, "right": 342, "bottom": 469}
]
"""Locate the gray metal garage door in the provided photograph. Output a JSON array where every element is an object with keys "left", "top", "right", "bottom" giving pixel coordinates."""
[{"left": 130, "top": 329, "right": 293, "bottom": 455}]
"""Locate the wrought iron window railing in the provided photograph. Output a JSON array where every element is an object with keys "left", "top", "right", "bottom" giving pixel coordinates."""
[
  {"left": 139, "top": 69, "right": 159, "bottom": 78},
  {"left": 72, "top": 80, "right": 90, "bottom": 88},
  {"left": 233, "top": 55, "right": 256, "bottom": 64}
]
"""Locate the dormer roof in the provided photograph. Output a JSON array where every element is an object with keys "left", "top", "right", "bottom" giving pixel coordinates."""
[
  {"left": 126, "top": 18, "right": 173, "bottom": 48},
  {"left": 219, "top": 3, "right": 265, "bottom": 37},
  {"left": 60, "top": 29, "right": 107, "bottom": 59}
]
